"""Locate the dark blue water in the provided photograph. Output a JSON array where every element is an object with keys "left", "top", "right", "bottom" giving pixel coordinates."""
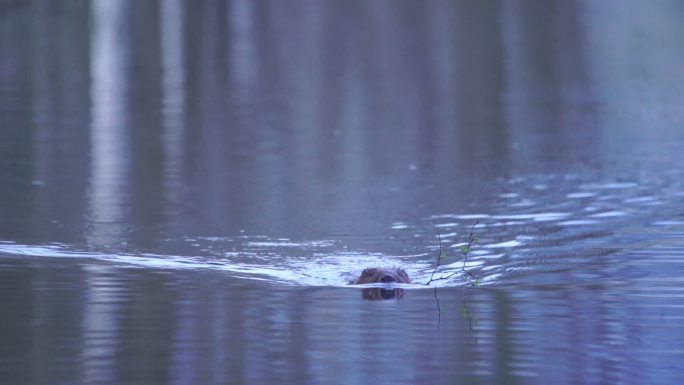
[{"left": 2, "top": 1, "right": 684, "bottom": 384}]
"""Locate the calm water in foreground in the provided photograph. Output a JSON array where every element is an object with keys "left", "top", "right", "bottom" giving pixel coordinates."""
[{"left": 2, "top": 1, "right": 684, "bottom": 384}]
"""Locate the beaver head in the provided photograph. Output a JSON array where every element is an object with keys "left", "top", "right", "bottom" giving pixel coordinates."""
[{"left": 350, "top": 267, "right": 411, "bottom": 284}]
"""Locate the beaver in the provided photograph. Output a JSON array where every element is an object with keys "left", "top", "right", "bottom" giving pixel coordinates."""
[
  {"left": 349, "top": 268, "right": 411, "bottom": 300},
  {"left": 350, "top": 267, "right": 411, "bottom": 284}
]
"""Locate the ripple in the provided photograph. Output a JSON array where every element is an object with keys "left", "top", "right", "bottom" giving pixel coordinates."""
[
  {"left": 590, "top": 211, "right": 628, "bottom": 218},
  {"left": 0, "top": 241, "right": 441, "bottom": 287},
  {"left": 581, "top": 182, "right": 639, "bottom": 189},
  {"left": 509, "top": 199, "right": 536, "bottom": 207},
  {"left": 567, "top": 192, "right": 597, "bottom": 198},
  {"left": 624, "top": 196, "right": 657, "bottom": 203},
  {"left": 653, "top": 220, "right": 684, "bottom": 226},
  {"left": 557, "top": 220, "right": 600, "bottom": 226},
  {"left": 491, "top": 212, "right": 571, "bottom": 221},
  {"left": 484, "top": 240, "right": 522, "bottom": 248},
  {"left": 434, "top": 222, "right": 459, "bottom": 228}
]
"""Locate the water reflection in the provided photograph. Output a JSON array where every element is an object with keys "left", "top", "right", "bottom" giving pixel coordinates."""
[
  {"left": 160, "top": 0, "right": 187, "bottom": 225},
  {"left": 359, "top": 287, "right": 403, "bottom": 300},
  {"left": 1, "top": 257, "right": 683, "bottom": 384},
  {"left": 89, "top": 0, "right": 131, "bottom": 247},
  {"left": 1, "top": 1, "right": 683, "bottom": 247},
  {"left": 81, "top": 265, "right": 121, "bottom": 384}
]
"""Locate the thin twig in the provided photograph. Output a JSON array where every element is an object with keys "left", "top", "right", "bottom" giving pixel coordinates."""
[
  {"left": 460, "top": 220, "right": 479, "bottom": 280},
  {"left": 425, "top": 220, "right": 479, "bottom": 285},
  {"left": 426, "top": 231, "right": 444, "bottom": 284}
]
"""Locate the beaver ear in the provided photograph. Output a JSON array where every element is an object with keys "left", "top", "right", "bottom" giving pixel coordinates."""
[
  {"left": 361, "top": 268, "right": 379, "bottom": 277},
  {"left": 397, "top": 269, "right": 411, "bottom": 283}
]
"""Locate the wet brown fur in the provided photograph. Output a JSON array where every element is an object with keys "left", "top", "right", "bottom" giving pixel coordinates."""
[{"left": 350, "top": 267, "right": 411, "bottom": 285}]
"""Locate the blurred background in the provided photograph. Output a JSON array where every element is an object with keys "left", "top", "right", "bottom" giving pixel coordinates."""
[{"left": 2, "top": 0, "right": 683, "bottom": 250}]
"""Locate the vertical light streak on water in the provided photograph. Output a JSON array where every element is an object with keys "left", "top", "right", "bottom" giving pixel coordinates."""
[
  {"left": 31, "top": 0, "right": 52, "bottom": 187},
  {"left": 499, "top": 0, "right": 524, "bottom": 109},
  {"left": 169, "top": 287, "right": 200, "bottom": 385},
  {"left": 227, "top": 0, "right": 282, "bottom": 229},
  {"left": 210, "top": 289, "right": 229, "bottom": 385},
  {"left": 307, "top": 296, "right": 362, "bottom": 385},
  {"left": 79, "top": 265, "right": 121, "bottom": 384},
  {"left": 426, "top": 1, "right": 457, "bottom": 133},
  {"left": 277, "top": 1, "right": 322, "bottom": 191},
  {"left": 339, "top": 67, "right": 366, "bottom": 199},
  {"left": 160, "top": 0, "right": 186, "bottom": 222},
  {"left": 82, "top": 0, "right": 130, "bottom": 378},
  {"left": 499, "top": 0, "right": 542, "bottom": 166},
  {"left": 88, "top": 0, "right": 130, "bottom": 246},
  {"left": 228, "top": 0, "right": 256, "bottom": 86}
]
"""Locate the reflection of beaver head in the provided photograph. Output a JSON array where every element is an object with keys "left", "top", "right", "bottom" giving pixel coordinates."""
[
  {"left": 361, "top": 287, "right": 406, "bottom": 300},
  {"left": 350, "top": 267, "right": 411, "bottom": 285}
]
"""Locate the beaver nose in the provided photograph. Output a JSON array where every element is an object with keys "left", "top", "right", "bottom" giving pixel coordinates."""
[{"left": 381, "top": 275, "right": 396, "bottom": 283}]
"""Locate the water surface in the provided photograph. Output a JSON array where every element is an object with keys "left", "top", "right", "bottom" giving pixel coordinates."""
[{"left": 2, "top": 1, "right": 684, "bottom": 384}]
